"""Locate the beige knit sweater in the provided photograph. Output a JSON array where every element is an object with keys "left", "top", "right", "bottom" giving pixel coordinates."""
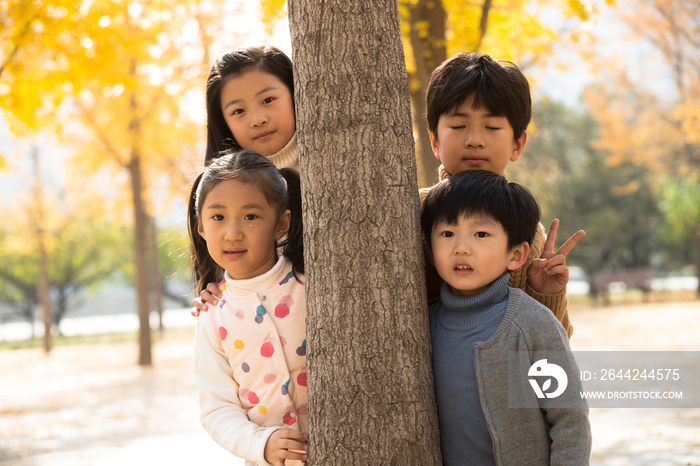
[
  {"left": 266, "top": 132, "right": 299, "bottom": 170},
  {"left": 419, "top": 165, "right": 573, "bottom": 338}
]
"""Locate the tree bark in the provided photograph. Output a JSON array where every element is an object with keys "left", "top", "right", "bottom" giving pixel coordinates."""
[
  {"left": 31, "top": 146, "right": 52, "bottom": 353},
  {"left": 128, "top": 152, "right": 152, "bottom": 366},
  {"left": 407, "top": 0, "right": 446, "bottom": 188},
  {"left": 288, "top": 1, "right": 442, "bottom": 464},
  {"left": 146, "top": 215, "right": 165, "bottom": 334}
]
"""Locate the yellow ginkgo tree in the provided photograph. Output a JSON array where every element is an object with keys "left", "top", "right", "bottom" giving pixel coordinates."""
[{"left": 0, "top": 0, "right": 239, "bottom": 363}]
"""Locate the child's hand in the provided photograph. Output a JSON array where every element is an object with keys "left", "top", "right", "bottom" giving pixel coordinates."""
[
  {"left": 190, "top": 282, "right": 223, "bottom": 317},
  {"left": 264, "top": 429, "right": 309, "bottom": 466},
  {"left": 527, "top": 219, "right": 585, "bottom": 295}
]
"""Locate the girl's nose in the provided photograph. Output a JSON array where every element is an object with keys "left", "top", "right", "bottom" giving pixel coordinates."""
[
  {"left": 251, "top": 109, "right": 268, "bottom": 127},
  {"left": 225, "top": 223, "right": 244, "bottom": 241}
]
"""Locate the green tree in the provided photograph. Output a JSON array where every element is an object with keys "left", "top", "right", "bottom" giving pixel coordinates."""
[
  {"left": 0, "top": 227, "right": 38, "bottom": 332},
  {"left": 518, "top": 99, "right": 659, "bottom": 297},
  {"left": 48, "top": 218, "right": 131, "bottom": 327},
  {"left": 0, "top": 212, "right": 132, "bottom": 332},
  {"left": 657, "top": 173, "right": 700, "bottom": 282}
]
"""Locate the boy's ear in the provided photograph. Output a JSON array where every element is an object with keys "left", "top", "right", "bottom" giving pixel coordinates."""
[
  {"left": 429, "top": 131, "right": 441, "bottom": 160},
  {"left": 276, "top": 210, "right": 291, "bottom": 240},
  {"left": 507, "top": 241, "right": 530, "bottom": 271},
  {"left": 510, "top": 131, "right": 528, "bottom": 162}
]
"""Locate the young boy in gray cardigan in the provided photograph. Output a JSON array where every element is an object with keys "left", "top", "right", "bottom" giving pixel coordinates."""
[{"left": 421, "top": 169, "right": 591, "bottom": 465}]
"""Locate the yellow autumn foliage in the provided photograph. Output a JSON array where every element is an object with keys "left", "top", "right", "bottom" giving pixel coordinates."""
[
  {"left": 1, "top": 0, "right": 216, "bottom": 212},
  {"left": 585, "top": 0, "right": 700, "bottom": 179},
  {"left": 256, "top": 0, "right": 598, "bottom": 75}
]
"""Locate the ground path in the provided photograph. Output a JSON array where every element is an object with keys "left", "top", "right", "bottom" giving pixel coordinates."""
[
  {"left": 1, "top": 300, "right": 699, "bottom": 465},
  {"left": 570, "top": 300, "right": 700, "bottom": 465}
]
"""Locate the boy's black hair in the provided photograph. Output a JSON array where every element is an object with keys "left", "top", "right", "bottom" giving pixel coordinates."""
[
  {"left": 421, "top": 170, "right": 540, "bottom": 251},
  {"left": 426, "top": 52, "right": 531, "bottom": 142}
]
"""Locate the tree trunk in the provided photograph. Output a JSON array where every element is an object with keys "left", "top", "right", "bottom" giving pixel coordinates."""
[
  {"left": 288, "top": 1, "right": 442, "bottom": 464},
  {"left": 146, "top": 215, "right": 165, "bottom": 334},
  {"left": 407, "top": 0, "right": 446, "bottom": 188},
  {"left": 128, "top": 153, "right": 152, "bottom": 365},
  {"left": 31, "top": 146, "right": 52, "bottom": 353},
  {"left": 692, "top": 227, "right": 700, "bottom": 299}
]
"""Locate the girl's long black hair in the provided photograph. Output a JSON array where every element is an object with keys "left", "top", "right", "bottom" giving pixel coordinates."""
[
  {"left": 188, "top": 150, "right": 304, "bottom": 293},
  {"left": 204, "top": 46, "right": 294, "bottom": 166}
]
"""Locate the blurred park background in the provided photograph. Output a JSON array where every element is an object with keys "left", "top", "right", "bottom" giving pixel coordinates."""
[{"left": 1, "top": 0, "right": 699, "bottom": 464}]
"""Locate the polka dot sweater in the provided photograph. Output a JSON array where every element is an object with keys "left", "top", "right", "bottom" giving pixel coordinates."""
[{"left": 194, "top": 256, "right": 307, "bottom": 466}]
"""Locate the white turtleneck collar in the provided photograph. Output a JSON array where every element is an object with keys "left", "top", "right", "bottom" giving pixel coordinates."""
[{"left": 224, "top": 256, "right": 286, "bottom": 294}]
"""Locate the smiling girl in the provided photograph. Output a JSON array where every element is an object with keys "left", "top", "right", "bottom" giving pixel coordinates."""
[{"left": 204, "top": 46, "right": 298, "bottom": 169}]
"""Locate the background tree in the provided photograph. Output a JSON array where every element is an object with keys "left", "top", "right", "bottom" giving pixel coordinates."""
[
  {"left": 263, "top": 0, "right": 602, "bottom": 186},
  {"left": 0, "top": 227, "right": 39, "bottom": 333},
  {"left": 47, "top": 218, "right": 132, "bottom": 328},
  {"left": 0, "top": 0, "right": 244, "bottom": 362},
  {"left": 515, "top": 99, "right": 659, "bottom": 297},
  {"left": 288, "top": 0, "right": 441, "bottom": 463},
  {"left": 656, "top": 173, "right": 700, "bottom": 283},
  {"left": 0, "top": 192, "right": 132, "bottom": 333},
  {"left": 585, "top": 0, "right": 700, "bottom": 295}
]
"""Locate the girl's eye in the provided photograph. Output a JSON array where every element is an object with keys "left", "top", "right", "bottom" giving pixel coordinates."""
[
  {"left": 244, "top": 214, "right": 258, "bottom": 221},
  {"left": 476, "top": 231, "right": 489, "bottom": 238},
  {"left": 262, "top": 97, "right": 275, "bottom": 105},
  {"left": 212, "top": 214, "right": 224, "bottom": 221},
  {"left": 231, "top": 108, "right": 244, "bottom": 116},
  {"left": 441, "top": 231, "right": 454, "bottom": 238}
]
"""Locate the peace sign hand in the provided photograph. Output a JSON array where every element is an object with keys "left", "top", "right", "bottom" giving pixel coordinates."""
[{"left": 526, "top": 219, "right": 585, "bottom": 296}]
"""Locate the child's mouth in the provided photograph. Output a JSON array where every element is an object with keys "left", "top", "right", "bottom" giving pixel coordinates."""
[
  {"left": 224, "top": 249, "right": 246, "bottom": 259},
  {"left": 464, "top": 156, "right": 486, "bottom": 165},
  {"left": 454, "top": 264, "right": 473, "bottom": 274}
]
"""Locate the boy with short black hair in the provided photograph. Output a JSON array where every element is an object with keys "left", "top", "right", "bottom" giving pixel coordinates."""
[
  {"left": 421, "top": 52, "right": 584, "bottom": 337},
  {"left": 421, "top": 169, "right": 591, "bottom": 465}
]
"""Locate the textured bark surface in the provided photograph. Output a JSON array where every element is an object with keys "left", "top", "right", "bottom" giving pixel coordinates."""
[
  {"left": 288, "top": 1, "right": 442, "bottom": 464},
  {"left": 407, "top": 0, "right": 446, "bottom": 188}
]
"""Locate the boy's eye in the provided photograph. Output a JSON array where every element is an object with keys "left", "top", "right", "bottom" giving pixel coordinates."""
[
  {"left": 485, "top": 126, "right": 500, "bottom": 130},
  {"left": 475, "top": 231, "right": 489, "bottom": 238},
  {"left": 450, "top": 125, "right": 465, "bottom": 130},
  {"left": 244, "top": 214, "right": 258, "bottom": 221}
]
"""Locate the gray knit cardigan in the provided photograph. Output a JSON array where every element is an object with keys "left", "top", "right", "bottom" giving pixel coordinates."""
[{"left": 469, "top": 287, "right": 591, "bottom": 465}]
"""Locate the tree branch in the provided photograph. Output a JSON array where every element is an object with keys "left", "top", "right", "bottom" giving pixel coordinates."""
[
  {"left": 0, "top": 13, "right": 38, "bottom": 78},
  {"left": 476, "top": 0, "right": 492, "bottom": 52}
]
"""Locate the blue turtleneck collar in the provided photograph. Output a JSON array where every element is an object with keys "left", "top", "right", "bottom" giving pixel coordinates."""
[{"left": 439, "top": 273, "right": 510, "bottom": 328}]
